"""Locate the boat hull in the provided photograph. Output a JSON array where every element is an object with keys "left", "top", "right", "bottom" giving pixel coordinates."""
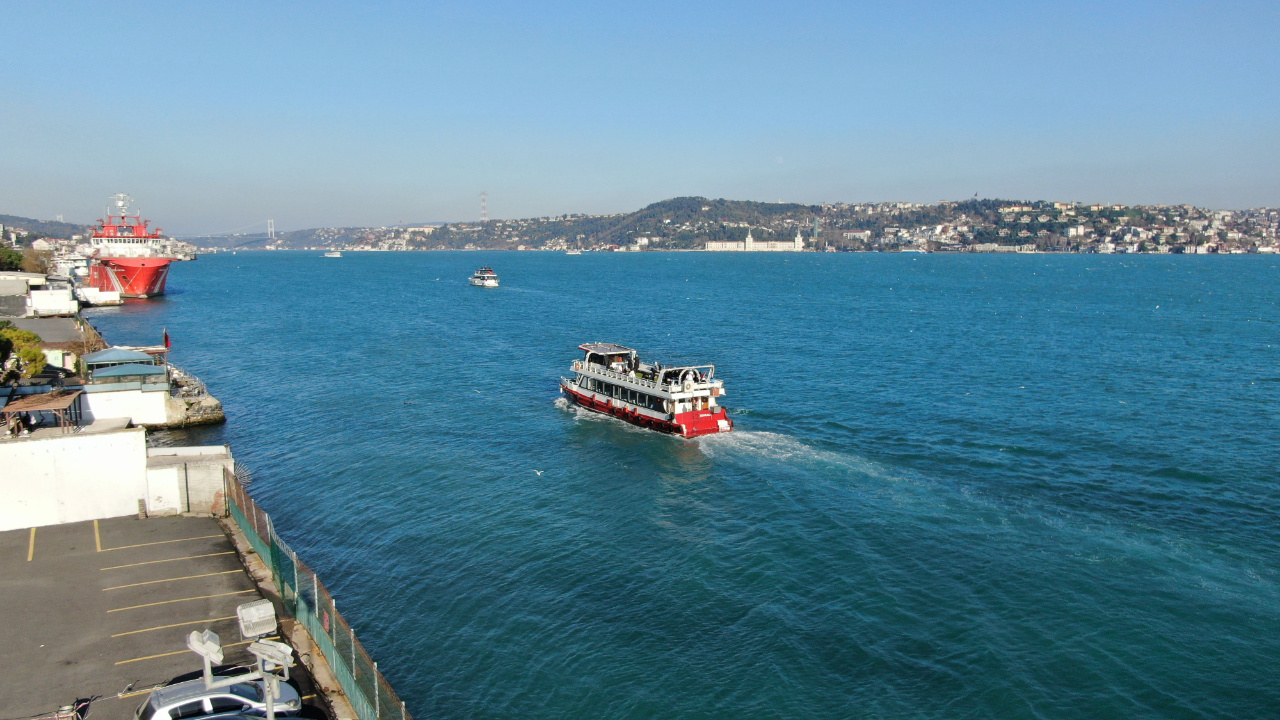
[
  {"left": 89, "top": 257, "right": 172, "bottom": 298},
  {"left": 560, "top": 381, "right": 732, "bottom": 438}
]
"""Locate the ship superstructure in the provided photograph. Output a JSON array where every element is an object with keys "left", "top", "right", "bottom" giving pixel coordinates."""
[
  {"left": 560, "top": 343, "right": 733, "bottom": 438},
  {"left": 86, "top": 194, "right": 193, "bottom": 298}
]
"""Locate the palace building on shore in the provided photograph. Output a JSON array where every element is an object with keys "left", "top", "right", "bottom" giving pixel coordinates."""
[{"left": 706, "top": 228, "right": 806, "bottom": 252}]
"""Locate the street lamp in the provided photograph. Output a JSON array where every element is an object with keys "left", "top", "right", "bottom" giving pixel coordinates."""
[
  {"left": 184, "top": 601, "right": 296, "bottom": 720},
  {"left": 247, "top": 639, "right": 295, "bottom": 720}
]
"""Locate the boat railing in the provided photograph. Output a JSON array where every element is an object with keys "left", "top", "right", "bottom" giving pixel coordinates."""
[{"left": 575, "top": 361, "right": 720, "bottom": 394}]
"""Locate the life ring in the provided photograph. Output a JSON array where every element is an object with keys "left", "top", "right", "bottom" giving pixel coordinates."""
[{"left": 683, "top": 379, "right": 695, "bottom": 392}]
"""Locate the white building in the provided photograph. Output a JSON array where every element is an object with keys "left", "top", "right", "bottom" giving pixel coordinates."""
[{"left": 705, "top": 229, "right": 806, "bottom": 252}]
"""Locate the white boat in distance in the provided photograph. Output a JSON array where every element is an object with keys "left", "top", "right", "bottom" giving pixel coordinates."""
[
  {"left": 565, "top": 249, "right": 582, "bottom": 255},
  {"left": 324, "top": 251, "right": 342, "bottom": 257},
  {"left": 470, "top": 266, "right": 499, "bottom": 287}
]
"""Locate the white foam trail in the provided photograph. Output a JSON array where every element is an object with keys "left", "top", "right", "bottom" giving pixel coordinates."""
[{"left": 697, "top": 430, "right": 892, "bottom": 480}]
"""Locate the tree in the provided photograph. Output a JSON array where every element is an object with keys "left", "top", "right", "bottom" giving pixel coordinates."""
[
  {"left": 0, "top": 247, "right": 22, "bottom": 271},
  {"left": 0, "top": 322, "right": 46, "bottom": 380},
  {"left": 20, "top": 249, "right": 51, "bottom": 274}
]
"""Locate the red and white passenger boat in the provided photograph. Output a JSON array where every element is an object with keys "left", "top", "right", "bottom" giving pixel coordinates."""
[
  {"left": 560, "top": 343, "right": 733, "bottom": 438},
  {"left": 87, "top": 194, "right": 192, "bottom": 298}
]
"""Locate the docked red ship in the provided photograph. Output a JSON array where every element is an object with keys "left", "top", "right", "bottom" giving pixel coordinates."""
[
  {"left": 87, "top": 194, "right": 187, "bottom": 298},
  {"left": 560, "top": 343, "right": 733, "bottom": 438}
]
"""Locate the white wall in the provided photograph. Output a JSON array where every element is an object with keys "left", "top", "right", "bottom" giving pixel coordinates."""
[
  {"left": 144, "top": 466, "right": 185, "bottom": 515},
  {"left": 0, "top": 428, "right": 147, "bottom": 531},
  {"left": 28, "top": 288, "right": 78, "bottom": 316},
  {"left": 145, "top": 446, "right": 233, "bottom": 516},
  {"left": 82, "top": 388, "right": 170, "bottom": 425}
]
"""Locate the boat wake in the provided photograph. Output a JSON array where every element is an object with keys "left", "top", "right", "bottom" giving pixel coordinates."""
[{"left": 697, "top": 430, "right": 894, "bottom": 481}]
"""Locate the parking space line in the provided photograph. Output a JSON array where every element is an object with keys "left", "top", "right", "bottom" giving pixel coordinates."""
[
  {"left": 104, "top": 570, "right": 242, "bottom": 591},
  {"left": 102, "top": 551, "right": 236, "bottom": 571},
  {"left": 112, "top": 615, "right": 238, "bottom": 637},
  {"left": 108, "top": 588, "right": 256, "bottom": 612},
  {"left": 95, "top": 519, "right": 102, "bottom": 552},
  {"left": 27, "top": 528, "right": 35, "bottom": 562},
  {"left": 114, "top": 636, "right": 279, "bottom": 666},
  {"left": 102, "top": 534, "right": 223, "bottom": 551}
]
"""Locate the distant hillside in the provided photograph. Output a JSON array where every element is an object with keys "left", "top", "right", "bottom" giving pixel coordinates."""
[
  {"left": 0, "top": 214, "right": 93, "bottom": 239},
  {"left": 84, "top": 196, "right": 1280, "bottom": 254}
]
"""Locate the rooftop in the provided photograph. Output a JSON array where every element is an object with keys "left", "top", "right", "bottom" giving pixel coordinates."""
[
  {"left": 84, "top": 348, "right": 156, "bottom": 365},
  {"left": 580, "top": 342, "right": 635, "bottom": 355}
]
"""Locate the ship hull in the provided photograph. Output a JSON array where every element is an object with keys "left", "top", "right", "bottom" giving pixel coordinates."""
[
  {"left": 560, "top": 381, "right": 732, "bottom": 438},
  {"left": 89, "top": 257, "right": 172, "bottom": 298}
]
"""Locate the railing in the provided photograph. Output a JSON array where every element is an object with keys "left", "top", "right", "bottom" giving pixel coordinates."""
[
  {"left": 224, "top": 469, "right": 413, "bottom": 720},
  {"left": 574, "top": 361, "right": 721, "bottom": 394},
  {"left": 169, "top": 365, "right": 209, "bottom": 398}
]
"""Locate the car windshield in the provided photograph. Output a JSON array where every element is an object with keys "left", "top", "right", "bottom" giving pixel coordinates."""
[{"left": 229, "top": 683, "right": 262, "bottom": 702}]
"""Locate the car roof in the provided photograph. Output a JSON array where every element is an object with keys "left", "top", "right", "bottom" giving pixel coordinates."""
[{"left": 152, "top": 679, "right": 256, "bottom": 705}]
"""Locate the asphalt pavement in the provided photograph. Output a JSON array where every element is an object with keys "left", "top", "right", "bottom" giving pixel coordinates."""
[{"left": 0, "top": 516, "right": 328, "bottom": 720}]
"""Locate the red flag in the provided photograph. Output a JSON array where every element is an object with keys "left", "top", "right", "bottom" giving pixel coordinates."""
[{"left": 163, "top": 328, "right": 171, "bottom": 349}]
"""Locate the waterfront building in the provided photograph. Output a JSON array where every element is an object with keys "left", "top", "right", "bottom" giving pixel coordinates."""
[{"left": 705, "top": 229, "right": 806, "bottom": 252}]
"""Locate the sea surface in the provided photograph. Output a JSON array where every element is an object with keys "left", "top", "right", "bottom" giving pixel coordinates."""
[{"left": 86, "top": 251, "right": 1280, "bottom": 719}]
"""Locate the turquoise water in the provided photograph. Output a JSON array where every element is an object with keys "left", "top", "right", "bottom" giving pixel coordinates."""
[{"left": 87, "top": 252, "right": 1280, "bottom": 719}]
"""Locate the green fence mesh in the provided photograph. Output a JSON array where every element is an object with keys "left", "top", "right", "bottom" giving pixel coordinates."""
[{"left": 224, "top": 468, "right": 413, "bottom": 720}]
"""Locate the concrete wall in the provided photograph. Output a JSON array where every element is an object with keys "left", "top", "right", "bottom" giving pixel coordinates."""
[
  {"left": 0, "top": 428, "right": 147, "bottom": 531},
  {"left": 82, "top": 387, "right": 170, "bottom": 425},
  {"left": 28, "top": 288, "right": 79, "bottom": 317},
  {"left": 145, "top": 446, "right": 233, "bottom": 516}
]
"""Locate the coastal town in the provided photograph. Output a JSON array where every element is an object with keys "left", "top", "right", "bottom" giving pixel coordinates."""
[{"left": 6, "top": 198, "right": 1277, "bottom": 257}]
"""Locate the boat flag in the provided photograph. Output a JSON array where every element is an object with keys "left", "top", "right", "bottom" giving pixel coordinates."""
[{"left": 163, "top": 328, "right": 171, "bottom": 349}]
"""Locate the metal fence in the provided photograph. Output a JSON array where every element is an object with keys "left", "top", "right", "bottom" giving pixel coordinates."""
[{"left": 224, "top": 468, "right": 413, "bottom": 720}]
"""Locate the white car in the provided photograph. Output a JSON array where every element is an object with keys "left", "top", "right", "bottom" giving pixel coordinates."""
[{"left": 136, "top": 678, "right": 302, "bottom": 720}]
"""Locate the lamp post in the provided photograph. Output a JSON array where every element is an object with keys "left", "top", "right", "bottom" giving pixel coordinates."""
[{"left": 184, "top": 601, "right": 296, "bottom": 720}]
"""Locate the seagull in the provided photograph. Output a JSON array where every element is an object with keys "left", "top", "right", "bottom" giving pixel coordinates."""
[{"left": 534, "top": 470, "right": 544, "bottom": 476}]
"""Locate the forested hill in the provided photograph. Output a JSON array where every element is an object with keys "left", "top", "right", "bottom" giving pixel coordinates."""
[
  {"left": 0, "top": 214, "right": 94, "bottom": 239},
  {"left": 416, "top": 196, "right": 989, "bottom": 250},
  {"left": 130, "top": 196, "right": 1280, "bottom": 253}
]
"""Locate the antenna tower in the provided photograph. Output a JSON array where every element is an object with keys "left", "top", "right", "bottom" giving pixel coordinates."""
[{"left": 480, "top": 191, "right": 488, "bottom": 223}]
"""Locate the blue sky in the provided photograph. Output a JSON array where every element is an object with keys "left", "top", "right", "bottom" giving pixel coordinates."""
[{"left": 2, "top": 1, "right": 1277, "bottom": 233}]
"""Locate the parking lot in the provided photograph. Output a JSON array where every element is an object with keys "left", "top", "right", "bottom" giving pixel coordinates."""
[{"left": 0, "top": 516, "right": 327, "bottom": 720}]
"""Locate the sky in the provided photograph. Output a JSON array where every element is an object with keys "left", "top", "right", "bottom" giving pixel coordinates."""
[{"left": 2, "top": 1, "right": 1278, "bottom": 234}]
